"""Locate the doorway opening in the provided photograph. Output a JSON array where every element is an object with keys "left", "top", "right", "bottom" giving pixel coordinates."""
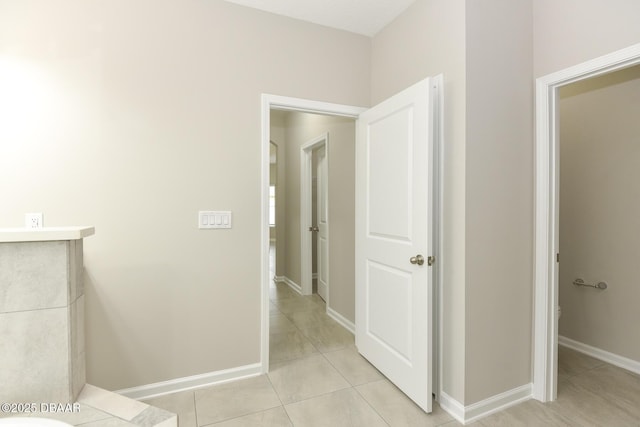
[
  {"left": 533, "top": 42, "right": 640, "bottom": 402},
  {"left": 261, "top": 76, "right": 443, "bottom": 413},
  {"left": 260, "top": 96, "right": 365, "bottom": 371}
]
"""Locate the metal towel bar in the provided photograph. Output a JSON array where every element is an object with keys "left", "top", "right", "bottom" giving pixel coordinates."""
[{"left": 573, "top": 278, "right": 608, "bottom": 290}]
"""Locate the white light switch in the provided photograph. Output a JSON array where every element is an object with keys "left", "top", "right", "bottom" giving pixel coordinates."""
[{"left": 198, "top": 211, "right": 232, "bottom": 229}]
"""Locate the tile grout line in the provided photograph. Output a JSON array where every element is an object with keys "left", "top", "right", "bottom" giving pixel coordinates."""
[
  {"left": 318, "top": 349, "right": 391, "bottom": 425},
  {"left": 264, "top": 374, "right": 295, "bottom": 426},
  {"left": 351, "top": 381, "right": 392, "bottom": 427}
]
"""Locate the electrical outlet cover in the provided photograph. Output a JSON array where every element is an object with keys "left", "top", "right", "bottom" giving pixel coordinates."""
[{"left": 25, "top": 213, "right": 43, "bottom": 228}]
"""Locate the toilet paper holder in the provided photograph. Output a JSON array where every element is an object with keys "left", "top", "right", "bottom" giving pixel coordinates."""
[{"left": 573, "top": 278, "right": 608, "bottom": 290}]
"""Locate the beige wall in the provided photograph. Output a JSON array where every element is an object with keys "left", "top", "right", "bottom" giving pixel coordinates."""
[
  {"left": 372, "top": 0, "right": 534, "bottom": 405},
  {"left": 559, "top": 66, "right": 640, "bottom": 362},
  {"left": 534, "top": 0, "right": 640, "bottom": 77},
  {"left": 464, "top": 0, "right": 534, "bottom": 404},
  {"left": 371, "top": 0, "right": 468, "bottom": 402},
  {"left": 0, "top": 0, "right": 370, "bottom": 391},
  {"left": 275, "top": 111, "right": 356, "bottom": 322}
]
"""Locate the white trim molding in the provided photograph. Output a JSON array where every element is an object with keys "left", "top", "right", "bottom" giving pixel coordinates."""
[
  {"left": 559, "top": 336, "right": 640, "bottom": 376},
  {"left": 440, "top": 384, "right": 532, "bottom": 425},
  {"left": 116, "top": 363, "right": 262, "bottom": 401},
  {"left": 438, "top": 392, "right": 465, "bottom": 424},
  {"left": 327, "top": 307, "right": 355, "bottom": 334},
  {"left": 533, "top": 42, "right": 640, "bottom": 402},
  {"left": 274, "top": 275, "right": 302, "bottom": 294}
]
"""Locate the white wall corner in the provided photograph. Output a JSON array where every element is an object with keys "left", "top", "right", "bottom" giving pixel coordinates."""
[
  {"left": 440, "top": 384, "right": 532, "bottom": 425},
  {"left": 115, "top": 363, "right": 262, "bottom": 401}
]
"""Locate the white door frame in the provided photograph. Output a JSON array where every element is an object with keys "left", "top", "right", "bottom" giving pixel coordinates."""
[
  {"left": 533, "top": 42, "right": 640, "bottom": 402},
  {"left": 260, "top": 94, "right": 365, "bottom": 372},
  {"left": 300, "top": 133, "right": 329, "bottom": 297}
]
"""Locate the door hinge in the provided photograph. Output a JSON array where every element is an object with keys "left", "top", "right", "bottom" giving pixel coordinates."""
[
  {"left": 556, "top": 253, "right": 560, "bottom": 263},
  {"left": 427, "top": 256, "right": 435, "bottom": 266}
]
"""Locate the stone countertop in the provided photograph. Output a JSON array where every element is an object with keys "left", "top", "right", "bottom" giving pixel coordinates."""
[{"left": 0, "top": 226, "right": 95, "bottom": 243}]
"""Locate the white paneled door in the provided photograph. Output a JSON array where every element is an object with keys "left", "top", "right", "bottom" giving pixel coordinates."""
[
  {"left": 355, "top": 77, "right": 436, "bottom": 412},
  {"left": 316, "top": 145, "right": 329, "bottom": 301}
]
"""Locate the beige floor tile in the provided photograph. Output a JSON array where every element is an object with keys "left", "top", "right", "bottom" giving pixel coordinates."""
[
  {"left": 284, "top": 388, "right": 387, "bottom": 427},
  {"left": 299, "top": 323, "right": 355, "bottom": 353},
  {"left": 194, "top": 375, "right": 281, "bottom": 426},
  {"left": 269, "top": 302, "right": 281, "bottom": 315},
  {"left": 270, "top": 283, "right": 299, "bottom": 301},
  {"left": 269, "top": 330, "right": 318, "bottom": 363},
  {"left": 557, "top": 346, "right": 603, "bottom": 381},
  {"left": 471, "top": 400, "right": 572, "bottom": 426},
  {"left": 285, "top": 308, "right": 337, "bottom": 330},
  {"left": 268, "top": 354, "right": 350, "bottom": 404},
  {"left": 548, "top": 379, "right": 639, "bottom": 426},
  {"left": 273, "top": 295, "right": 322, "bottom": 314},
  {"left": 565, "top": 363, "right": 640, "bottom": 420},
  {"left": 356, "top": 379, "right": 452, "bottom": 426},
  {"left": 143, "top": 390, "right": 196, "bottom": 427},
  {"left": 324, "top": 346, "right": 384, "bottom": 386},
  {"left": 307, "top": 294, "right": 326, "bottom": 309},
  {"left": 210, "top": 406, "right": 292, "bottom": 427},
  {"left": 269, "top": 314, "right": 298, "bottom": 335}
]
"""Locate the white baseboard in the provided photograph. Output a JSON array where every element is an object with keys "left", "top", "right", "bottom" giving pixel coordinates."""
[
  {"left": 559, "top": 335, "right": 640, "bottom": 375},
  {"left": 116, "top": 363, "right": 262, "bottom": 401},
  {"left": 440, "top": 383, "right": 532, "bottom": 425},
  {"left": 438, "top": 392, "right": 465, "bottom": 424},
  {"left": 327, "top": 307, "right": 355, "bottom": 335},
  {"left": 274, "top": 276, "right": 302, "bottom": 294},
  {"left": 464, "top": 383, "right": 532, "bottom": 424}
]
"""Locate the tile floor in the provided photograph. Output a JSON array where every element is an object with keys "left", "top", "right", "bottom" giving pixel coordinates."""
[
  {"left": 142, "top": 247, "right": 640, "bottom": 426},
  {"left": 142, "top": 247, "right": 455, "bottom": 426}
]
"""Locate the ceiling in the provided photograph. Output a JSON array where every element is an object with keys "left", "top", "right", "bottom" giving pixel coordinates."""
[{"left": 222, "top": 0, "right": 416, "bottom": 37}]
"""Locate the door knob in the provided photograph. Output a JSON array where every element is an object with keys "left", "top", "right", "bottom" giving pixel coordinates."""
[
  {"left": 410, "top": 255, "right": 425, "bottom": 266},
  {"left": 308, "top": 226, "right": 319, "bottom": 232}
]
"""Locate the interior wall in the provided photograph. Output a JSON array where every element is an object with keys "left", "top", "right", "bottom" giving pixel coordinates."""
[
  {"left": 371, "top": 0, "right": 468, "bottom": 401},
  {"left": 279, "top": 111, "right": 357, "bottom": 322},
  {"left": 464, "top": 0, "right": 533, "bottom": 404},
  {"left": 0, "top": 0, "right": 370, "bottom": 391},
  {"left": 558, "top": 66, "right": 640, "bottom": 362},
  {"left": 533, "top": 0, "right": 640, "bottom": 77}
]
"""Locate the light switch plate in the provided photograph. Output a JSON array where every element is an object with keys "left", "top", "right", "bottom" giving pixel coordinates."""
[{"left": 199, "top": 211, "right": 232, "bottom": 229}]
